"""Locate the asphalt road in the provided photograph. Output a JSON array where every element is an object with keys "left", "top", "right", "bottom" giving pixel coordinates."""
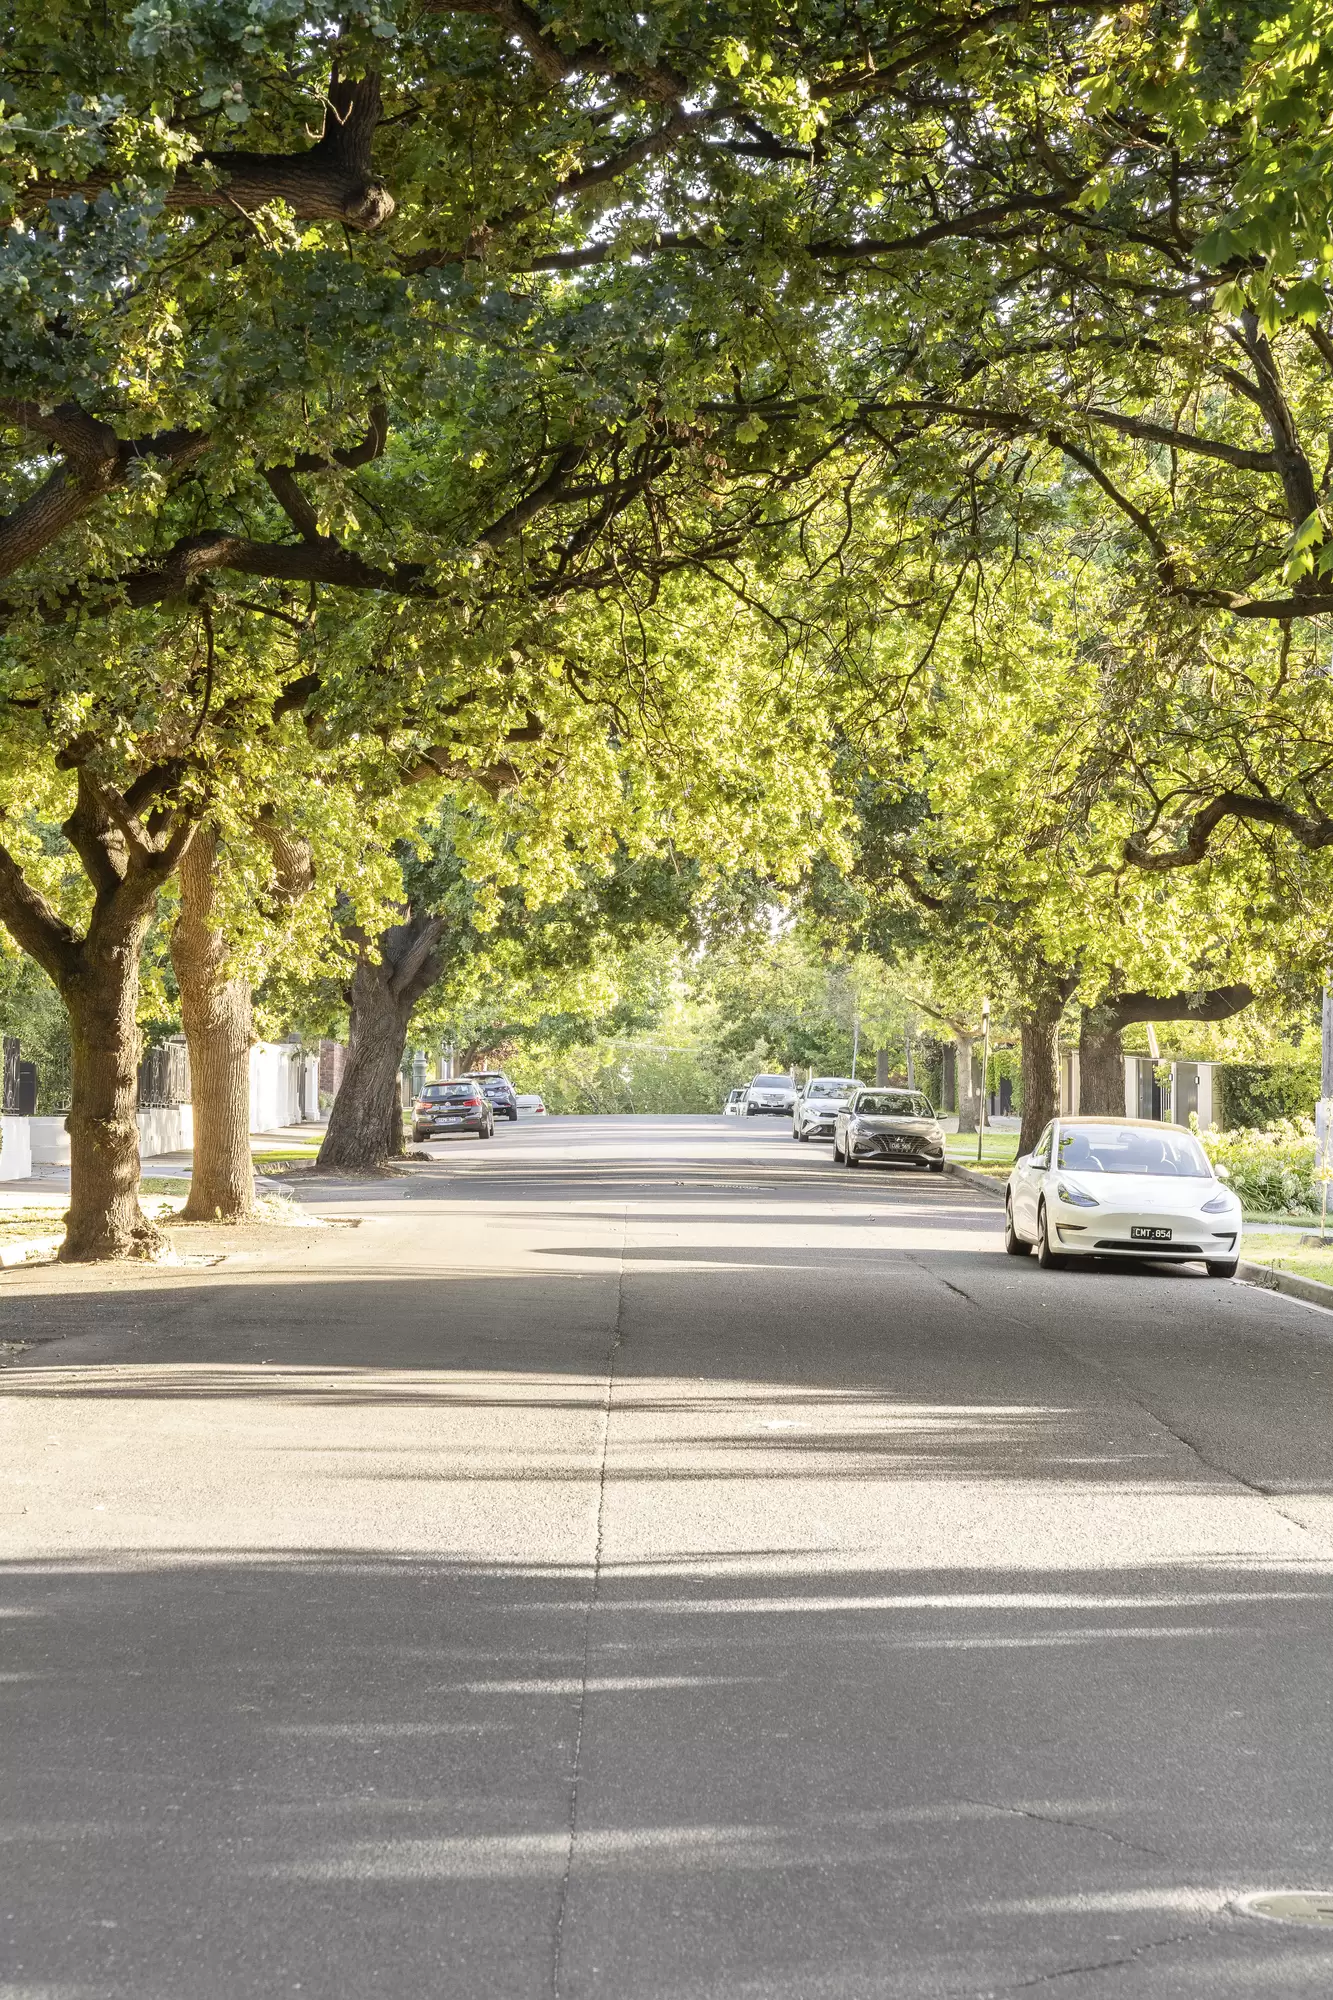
[{"left": 4, "top": 1113, "right": 1333, "bottom": 1998}]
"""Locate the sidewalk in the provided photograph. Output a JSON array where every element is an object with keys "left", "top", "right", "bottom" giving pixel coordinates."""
[{"left": 0, "top": 1125, "right": 329, "bottom": 1264}]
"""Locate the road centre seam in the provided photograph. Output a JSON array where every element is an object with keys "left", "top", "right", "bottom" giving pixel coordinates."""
[{"left": 550, "top": 1205, "right": 627, "bottom": 1999}]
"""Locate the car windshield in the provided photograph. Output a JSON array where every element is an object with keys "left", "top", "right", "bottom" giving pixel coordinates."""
[
  {"left": 1056, "top": 1124, "right": 1212, "bottom": 1177},
  {"left": 807, "top": 1078, "right": 855, "bottom": 1095},
  {"left": 855, "top": 1092, "right": 932, "bottom": 1118},
  {"left": 752, "top": 1075, "right": 791, "bottom": 1088}
]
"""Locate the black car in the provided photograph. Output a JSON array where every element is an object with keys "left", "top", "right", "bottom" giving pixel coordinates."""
[
  {"left": 460, "top": 1071, "right": 520, "bottom": 1121},
  {"left": 411, "top": 1080, "right": 495, "bottom": 1142}
]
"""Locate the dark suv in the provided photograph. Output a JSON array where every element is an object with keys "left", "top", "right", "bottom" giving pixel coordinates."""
[
  {"left": 460, "top": 1071, "right": 520, "bottom": 1122},
  {"left": 411, "top": 1080, "right": 495, "bottom": 1142}
]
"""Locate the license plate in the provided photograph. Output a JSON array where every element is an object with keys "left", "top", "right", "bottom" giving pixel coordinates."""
[
  {"left": 1131, "top": 1225, "right": 1172, "bottom": 1241},
  {"left": 434, "top": 1117, "right": 465, "bottom": 1126},
  {"left": 883, "top": 1136, "right": 912, "bottom": 1152}
]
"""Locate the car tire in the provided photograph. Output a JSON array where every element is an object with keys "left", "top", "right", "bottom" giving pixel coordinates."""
[
  {"left": 1004, "top": 1198, "right": 1031, "bottom": 1257},
  {"left": 1035, "top": 1202, "right": 1065, "bottom": 1270},
  {"left": 928, "top": 1160, "right": 945, "bottom": 1175},
  {"left": 844, "top": 1141, "right": 860, "bottom": 1168},
  {"left": 412, "top": 1127, "right": 426, "bottom": 1142},
  {"left": 795, "top": 1124, "right": 807, "bottom": 1141},
  {"left": 508, "top": 1109, "right": 518, "bottom": 1121},
  {"left": 832, "top": 1133, "right": 844, "bottom": 1163},
  {"left": 1206, "top": 1258, "right": 1239, "bottom": 1278}
]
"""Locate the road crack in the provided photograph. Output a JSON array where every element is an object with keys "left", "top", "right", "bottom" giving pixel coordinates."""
[
  {"left": 966, "top": 1912, "right": 1227, "bottom": 1995},
  {"left": 551, "top": 1206, "right": 628, "bottom": 2000},
  {"left": 960, "top": 1797, "right": 1166, "bottom": 1861}
]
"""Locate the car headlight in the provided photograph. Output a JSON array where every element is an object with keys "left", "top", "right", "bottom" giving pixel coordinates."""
[
  {"left": 1056, "top": 1180, "right": 1098, "bottom": 1208},
  {"left": 1201, "top": 1190, "right": 1237, "bottom": 1213}
]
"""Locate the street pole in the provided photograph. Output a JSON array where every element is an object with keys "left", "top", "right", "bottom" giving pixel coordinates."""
[
  {"left": 1321, "top": 986, "right": 1333, "bottom": 1239},
  {"left": 976, "top": 998, "right": 990, "bottom": 1165},
  {"left": 1312, "top": 984, "right": 1320, "bottom": 1232},
  {"left": 851, "top": 1013, "right": 860, "bottom": 1081}
]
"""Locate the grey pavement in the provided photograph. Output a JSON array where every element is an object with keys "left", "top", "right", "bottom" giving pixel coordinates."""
[{"left": 4, "top": 1113, "right": 1333, "bottom": 1997}]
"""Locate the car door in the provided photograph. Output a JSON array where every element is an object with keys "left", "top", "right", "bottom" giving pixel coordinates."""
[{"left": 1013, "top": 1122, "right": 1053, "bottom": 1236}]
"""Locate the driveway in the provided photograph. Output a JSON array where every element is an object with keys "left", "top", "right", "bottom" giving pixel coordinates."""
[{"left": 3, "top": 1114, "right": 1333, "bottom": 1997}]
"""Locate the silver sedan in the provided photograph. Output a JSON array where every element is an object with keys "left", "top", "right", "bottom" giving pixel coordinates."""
[
  {"left": 792, "top": 1077, "right": 858, "bottom": 1141},
  {"left": 833, "top": 1088, "right": 947, "bottom": 1173}
]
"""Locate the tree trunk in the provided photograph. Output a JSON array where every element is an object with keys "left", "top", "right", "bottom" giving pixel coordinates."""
[
  {"left": 61, "top": 923, "right": 162, "bottom": 1262},
  {"left": 172, "top": 832, "right": 256, "bottom": 1223},
  {"left": 1078, "top": 1006, "right": 1125, "bottom": 1117},
  {"left": 318, "top": 958, "right": 415, "bottom": 1169},
  {"left": 317, "top": 912, "right": 446, "bottom": 1171},
  {"left": 1017, "top": 998, "right": 1064, "bottom": 1155},
  {"left": 955, "top": 1030, "right": 978, "bottom": 1134}
]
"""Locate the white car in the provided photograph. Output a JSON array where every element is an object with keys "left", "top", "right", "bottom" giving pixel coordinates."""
[
  {"left": 1004, "top": 1116, "right": 1241, "bottom": 1276},
  {"left": 515, "top": 1094, "right": 547, "bottom": 1115},
  {"left": 745, "top": 1072, "right": 797, "bottom": 1116},
  {"left": 722, "top": 1088, "right": 747, "bottom": 1118},
  {"left": 792, "top": 1077, "right": 858, "bottom": 1141}
]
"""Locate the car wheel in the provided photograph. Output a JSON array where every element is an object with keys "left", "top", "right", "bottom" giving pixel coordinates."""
[
  {"left": 412, "top": 1127, "right": 425, "bottom": 1142},
  {"left": 832, "top": 1133, "right": 844, "bottom": 1163},
  {"left": 795, "top": 1123, "right": 807, "bottom": 1141},
  {"left": 508, "top": 1109, "right": 518, "bottom": 1121},
  {"left": 1035, "top": 1201, "right": 1065, "bottom": 1270},
  {"left": 1004, "top": 1198, "right": 1031, "bottom": 1257},
  {"left": 927, "top": 1159, "right": 945, "bottom": 1175},
  {"left": 1206, "top": 1258, "right": 1239, "bottom": 1278},
  {"left": 844, "top": 1141, "right": 860, "bottom": 1168}
]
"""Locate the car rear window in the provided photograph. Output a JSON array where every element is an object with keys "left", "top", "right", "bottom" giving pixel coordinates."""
[
  {"left": 1057, "top": 1125, "right": 1211, "bottom": 1176},
  {"left": 855, "top": 1091, "right": 932, "bottom": 1118},
  {"left": 423, "top": 1082, "right": 478, "bottom": 1099}
]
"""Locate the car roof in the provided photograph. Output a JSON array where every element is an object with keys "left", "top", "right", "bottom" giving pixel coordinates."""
[{"left": 1058, "top": 1116, "right": 1186, "bottom": 1129}]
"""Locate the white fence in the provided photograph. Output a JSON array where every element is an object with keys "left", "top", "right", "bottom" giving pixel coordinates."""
[{"left": 1, "top": 1042, "right": 321, "bottom": 1181}]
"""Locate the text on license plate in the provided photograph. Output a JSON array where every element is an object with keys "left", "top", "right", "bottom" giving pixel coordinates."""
[
  {"left": 884, "top": 1136, "right": 912, "bottom": 1151},
  {"left": 1131, "top": 1225, "right": 1172, "bottom": 1241}
]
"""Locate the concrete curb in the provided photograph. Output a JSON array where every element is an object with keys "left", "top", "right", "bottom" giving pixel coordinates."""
[
  {"left": 945, "top": 1162, "right": 1007, "bottom": 1200},
  {"left": 1237, "top": 1260, "right": 1333, "bottom": 1312}
]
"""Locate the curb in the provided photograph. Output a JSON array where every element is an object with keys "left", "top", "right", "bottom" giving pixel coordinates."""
[
  {"left": 945, "top": 1162, "right": 1007, "bottom": 1200},
  {"left": 1237, "top": 1260, "right": 1333, "bottom": 1312}
]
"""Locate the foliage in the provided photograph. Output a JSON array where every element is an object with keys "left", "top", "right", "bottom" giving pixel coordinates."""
[
  {"left": 506, "top": 1037, "right": 733, "bottom": 1116},
  {"left": 1200, "top": 1120, "right": 1320, "bottom": 1216},
  {"left": 1218, "top": 1058, "right": 1323, "bottom": 1132}
]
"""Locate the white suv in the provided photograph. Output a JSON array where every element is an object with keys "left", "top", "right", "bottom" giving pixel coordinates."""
[
  {"left": 792, "top": 1077, "right": 858, "bottom": 1141},
  {"left": 745, "top": 1072, "right": 797, "bottom": 1116}
]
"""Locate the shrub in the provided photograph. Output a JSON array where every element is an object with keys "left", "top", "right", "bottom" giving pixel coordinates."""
[
  {"left": 1217, "top": 1060, "right": 1320, "bottom": 1130},
  {"left": 1198, "top": 1119, "right": 1320, "bottom": 1215}
]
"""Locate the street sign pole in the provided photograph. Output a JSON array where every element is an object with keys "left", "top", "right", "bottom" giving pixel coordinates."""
[
  {"left": 1310, "top": 990, "right": 1333, "bottom": 1238},
  {"left": 976, "top": 998, "right": 991, "bottom": 1166}
]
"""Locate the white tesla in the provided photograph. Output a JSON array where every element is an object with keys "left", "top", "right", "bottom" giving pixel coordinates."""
[{"left": 1004, "top": 1117, "right": 1242, "bottom": 1277}]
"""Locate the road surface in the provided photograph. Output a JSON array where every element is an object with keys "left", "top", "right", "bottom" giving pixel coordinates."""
[{"left": 4, "top": 1114, "right": 1333, "bottom": 1997}]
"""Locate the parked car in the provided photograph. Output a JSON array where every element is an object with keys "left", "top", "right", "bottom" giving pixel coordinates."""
[
  {"left": 745, "top": 1072, "right": 797, "bottom": 1116},
  {"left": 792, "top": 1076, "right": 858, "bottom": 1141},
  {"left": 460, "top": 1070, "right": 519, "bottom": 1121},
  {"left": 412, "top": 1080, "right": 495, "bottom": 1142},
  {"left": 515, "top": 1093, "right": 547, "bottom": 1115},
  {"left": 1004, "top": 1116, "right": 1242, "bottom": 1276},
  {"left": 833, "top": 1087, "right": 946, "bottom": 1171},
  {"left": 722, "top": 1088, "right": 747, "bottom": 1118}
]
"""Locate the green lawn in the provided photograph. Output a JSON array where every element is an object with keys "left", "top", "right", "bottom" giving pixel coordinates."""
[
  {"left": 1242, "top": 1230, "right": 1333, "bottom": 1289},
  {"left": 946, "top": 1131, "right": 1019, "bottom": 1176}
]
